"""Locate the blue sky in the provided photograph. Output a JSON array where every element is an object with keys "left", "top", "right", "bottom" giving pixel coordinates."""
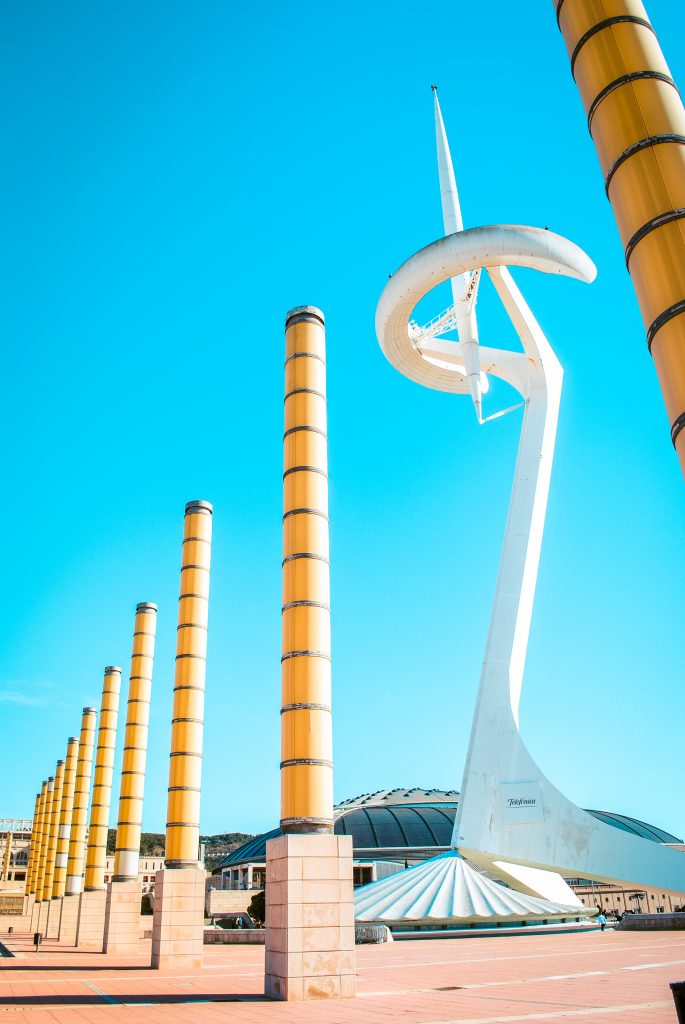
[{"left": 2, "top": 1, "right": 683, "bottom": 842}]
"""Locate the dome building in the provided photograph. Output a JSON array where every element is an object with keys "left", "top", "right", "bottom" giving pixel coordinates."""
[{"left": 211, "top": 788, "right": 685, "bottom": 919}]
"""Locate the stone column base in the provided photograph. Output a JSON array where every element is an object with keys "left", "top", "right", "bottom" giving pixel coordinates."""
[
  {"left": 151, "top": 866, "right": 205, "bottom": 970},
  {"left": 76, "top": 889, "right": 107, "bottom": 949},
  {"left": 23, "top": 893, "right": 35, "bottom": 920},
  {"left": 36, "top": 901, "right": 49, "bottom": 935},
  {"left": 103, "top": 880, "right": 142, "bottom": 955},
  {"left": 265, "top": 833, "right": 356, "bottom": 1001},
  {"left": 59, "top": 893, "right": 80, "bottom": 945},
  {"left": 46, "top": 898, "right": 62, "bottom": 938},
  {"left": 30, "top": 898, "right": 41, "bottom": 933}
]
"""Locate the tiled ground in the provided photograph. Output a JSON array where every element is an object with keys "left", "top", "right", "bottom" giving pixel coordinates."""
[{"left": 0, "top": 928, "right": 683, "bottom": 1023}]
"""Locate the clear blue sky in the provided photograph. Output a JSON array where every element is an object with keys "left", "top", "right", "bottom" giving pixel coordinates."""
[{"left": 2, "top": 1, "right": 683, "bottom": 843}]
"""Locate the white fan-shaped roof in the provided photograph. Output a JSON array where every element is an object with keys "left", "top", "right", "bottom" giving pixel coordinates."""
[{"left": 354, "top": 851, "right": 593, "bottom": 925}]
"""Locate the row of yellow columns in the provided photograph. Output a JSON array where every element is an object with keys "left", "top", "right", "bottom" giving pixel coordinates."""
[{"left": 556, "top": 0, "right": 685, "bottom": 477}]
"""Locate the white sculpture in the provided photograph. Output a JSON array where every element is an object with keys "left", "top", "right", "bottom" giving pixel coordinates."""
[{"left": 375, "top": 89, "right": 685, "bottom": 893}]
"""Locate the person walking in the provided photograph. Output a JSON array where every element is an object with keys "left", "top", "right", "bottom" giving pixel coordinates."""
[{"left": 597, "top": 912, "right": 607, "bottom": 932}]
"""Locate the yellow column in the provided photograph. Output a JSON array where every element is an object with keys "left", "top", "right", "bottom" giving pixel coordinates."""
[
  {"left": 24, "top": 793, "right": 41, "bottom": 894},
  {"left": 113, "top": 603, "right": 157, "bottom": 880},
  {"left": 556, "top": 0, "right": 685, "bottom": 475},
  {"left": 84, "top": 667, "right": 122, "bottom": 890},
  {"left": 52, "top": 736, "right": 79, "bottom": 899},
  {"left": 281, "top": 306, "right": 333, "bottom": 833},
  {"left": 41, "top": 760, "right": 65, "bottom": 902},
  {"left": 3, "top": 828, "right": 12, "bottom": 881},
  {"left": 29, "top": 781, "right": 49, "bottom": 897},
  {"left": 164, "top": 501, "right": 212, "bottom": 867},
  {"left": 66, "top": 708, "right": 98, "bottom": 895}
]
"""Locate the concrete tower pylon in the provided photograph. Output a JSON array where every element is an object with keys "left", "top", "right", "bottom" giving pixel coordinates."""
[
  {"left": 103, "top": 602, "right": 157, "bottom": 954},
  {"left": 60, "top": 706, "right": 97, "bottom": 944},
  {"left": 151, "top": 501, "right": 212, "bottom": 971},
  {"left": 556, "top": 0, "right": 685, "bottom": 478},
  {"left": 375, "top": 90, "right": 685, "bottom": 897},
  {"left": 76, "top": 667, "right": 121, "bottom": 949},
  {"left": 264, "top": 307, "right": 356, "bottom": 1003}
]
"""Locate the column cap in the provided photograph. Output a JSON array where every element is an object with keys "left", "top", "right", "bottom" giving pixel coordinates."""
[
  {"left": 286, "top": 305, "right": 325, "bottom": 328},
  {"left": 68, "top": 737, "right": 78, "bottom": 744},
  {"left": 185, "top": 500, "right": 213, "bottom": 515},
  {"left": 83, "top": 706, "right": 97, "bottom": 714},
  {"left": 56, "top": 760, "right": 64, "bottom": 766},
  {"left": 136, "top": 601, "right": 158, "bottom": 613},
  {"left": 105, "top": 666, "right": 122, "bottom": 674}
]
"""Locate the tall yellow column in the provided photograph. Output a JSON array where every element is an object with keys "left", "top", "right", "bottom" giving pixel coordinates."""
[
  {"left": 52, "top": 737, "right": 79, "bottom": 899},
  {"left": 38, "top": 761, "right": 64, "bottom": 934},
  {"left": 280, "top": 306, "right": 333, "bottom": 832},
  {"left": 113, "top": 603, "right": 157, "bottom": 880},
  {"left": 60, "top": 707, "right": 97, "bottom": 944},
  {"left": 556, "top": 0, "right": 685, "bottom": 476},
  {"left": 151, "top": 500, "right": 212, "bottom": 971},
  {"left": 76, "top": 668, "right": 121, "bottom": 949},
  {"left": 103, "top": 604, "right": 157, "bottom": 955},
  {"left": 265, "top": 307, "right": 355, "bottom": 1002},
  {"left": 66, "top": 708, "right": 98, "bottom": 895},
  {"left": 84, "top": 668, "right": 122, "bottom": 891},
  {"left": 164, "top": 501, "right": 212, "bottom": 867},
  {"left": 2, "top": 828, "right": 12, "bottom": 881},
  {"left": 25, "top": 792, "right": 41, "bottom": 894},
  {"left": 29, "top": 780, "right": 49, "bottom": 929}
]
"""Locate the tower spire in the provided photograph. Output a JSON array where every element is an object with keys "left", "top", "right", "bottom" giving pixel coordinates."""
[{"left": 432, "top": 86, "right": 483, "bottom": 422}]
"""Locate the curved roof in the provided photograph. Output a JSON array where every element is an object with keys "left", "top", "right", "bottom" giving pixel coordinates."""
[{"left": 213, "top": 790, "right": 682, "bottom": 870}]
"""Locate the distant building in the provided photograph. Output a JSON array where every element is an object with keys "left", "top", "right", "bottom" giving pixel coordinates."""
[{"left": 211, "top": 788, "right": 685, "bottom": 913}]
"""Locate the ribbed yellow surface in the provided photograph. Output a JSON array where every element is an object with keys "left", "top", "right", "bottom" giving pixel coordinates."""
[
  {"left": 52, "top": 737, "right": 79, "bottom": 898},
  {"left": 29, "top": 781, "right": 49, "bottom": 897},
  {"left": 65, "top": 708, "right": 97, "bottom": 894},
  {"left": 84, "top": 668, "right": 121, "bottom": 890},
  {"left": 280, "top": 308, "right": 333, "bottom": 833},
  {"left": 164, "top": 502, "right": 212, "bottom": 866},
  {"left": 113, "top": 604, "right": 157, "bottom": 879},
  {"left": 24, "top": 792, "right": 41, "bottom": 894},
  {"left": 3, "top": 829, "right": 12, "bottom": 881},
  {"left": 557, "top": 0, "right": 685, "bottom": 473},
  {"left": 41, "top": 760, "right": 64, "bottom": 902}
]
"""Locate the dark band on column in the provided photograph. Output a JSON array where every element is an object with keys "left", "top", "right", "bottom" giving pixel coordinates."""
[
  {"left": 282, "top": 600, "right": 330, "bottom": 612},
  {"left": 625, "top": 209, "right": 685, "bottom": 266},
  {"left": 282, "top": 552, "right": 329, "bottom": 565},
  {"left": 284, "top": 387, "right": 326, "bottom": 402},
  {"left": 283, "top": 465, "right": 328, "bottom": 479},
  {"left": 281, "top": 703, "right": 332, "bottom": 714},
  {"left": 588, "top": 71, "right": 678, "bottom": 131},
  {"left": 571, "top": 17, "right": 655, "bottom": 78},
  {"left": 555, "top": 0, "right": 566, "bottom": 25},
  {"left": 284, "top": 351, "right": 326, "bottom": 366},
  {"left": 646, "top": 299, "right": 685, "bottom": 352},
  {"left": 671, "top": 412, "right": 685, "bottom": 447},
  {"left": 605, "top": 134, "right": 685, "bottom": 193},
  {"left": 280, "top": 758, "right": 333, "bottom": 769},
  {"left": 283, "top": 507, "right": 329, "bottom": 521},
  {"left": 283, "top": 425, "right": 327, "bottom": 439},
  {"left": 281, "top": 649, "right": 331, "bottom": 662}
]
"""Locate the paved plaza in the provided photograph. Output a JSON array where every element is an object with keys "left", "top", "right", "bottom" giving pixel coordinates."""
[{"left": 0, "top": 929, "right": 683, "bottom": 1023}]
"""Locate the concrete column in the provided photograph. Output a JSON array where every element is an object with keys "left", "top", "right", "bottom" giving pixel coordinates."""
[
  {"left": 103, "top": 602, "right": 157, "bottom": 954},
  {"left": 556, "top": 0, "right": 685, "bottom": 476},
  {"left": 60, "top": 707, "right": 97, "bottom": 944},
  {"left": 77, "top": 667, "right": 121, "bottom": 949},
  {"left": 30, "top": 781, "right": 49, "bottom": 930},
  {"left": 151, "top": 500, "right": 212, "bottom": 971},
  {"left": 41, "top": 761, "right": 64, "bottom": 904},
  {"left": 47, "top": 736, "right": 79, "bottom": 937},
  {"left": 265, "top": 307, "right": 355, "bottom": 1001}
]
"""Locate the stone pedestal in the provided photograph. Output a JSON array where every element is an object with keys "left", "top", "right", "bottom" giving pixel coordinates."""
[
  {"left": 59, "top": 894, "right": 80, "bottom": 945},
  {"left": 102, "top": 880, "right": 141, "bottom": 955},
  {"left": 76, "top": 888, "right": 107, "bottom": 949},
  {"left": 265, "top": 834, "right": 356, "bottom": 1001},
  {"left": 46, "top": 898, "right": 61, "bottom": 938},
  {"left": 37, "top": 901, "right": 49, "bottom": 935},
  {"left": 30, "top": 899, "right": 41, "bottom": 933},
  {"left": 24, "top": 893, "right": 35, "bottom": 921},
  {"left": 151, "top": 866, "right": 205, "bottom": 970}
]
